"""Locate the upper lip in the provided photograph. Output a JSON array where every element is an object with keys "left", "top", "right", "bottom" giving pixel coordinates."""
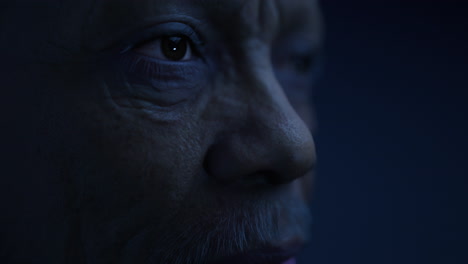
[{"left": 210, "top": 240, "right": 304, "bottom": 264}]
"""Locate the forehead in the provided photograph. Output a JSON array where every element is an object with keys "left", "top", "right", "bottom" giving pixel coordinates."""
[
  {"left": 88, "top": 0, "right": 318, "bottom": 19},
  {"left": 83, "top": 0, "right": 320, "bottom": 49}
]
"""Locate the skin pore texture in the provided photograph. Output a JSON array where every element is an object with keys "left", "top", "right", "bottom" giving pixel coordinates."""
[{"left": 0, "top": 0, "right": 322, "bottom": 263}]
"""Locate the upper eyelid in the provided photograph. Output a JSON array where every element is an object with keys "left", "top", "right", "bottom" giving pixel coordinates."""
[{"left": 118, "top": 22, "right": 204, "bottom": 54}]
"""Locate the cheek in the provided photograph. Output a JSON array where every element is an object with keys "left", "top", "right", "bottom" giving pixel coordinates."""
[
  {"left": 62, "top": 57, "right": 215, "bottom": 217},
  {"left": 60, "top": 76, "right": 212, "bottom": 260},
  {"left": 75, "top": 96, "right": 208, "bottom": 220}
]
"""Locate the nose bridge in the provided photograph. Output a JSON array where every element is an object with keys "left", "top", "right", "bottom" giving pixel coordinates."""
[
  {"left": 240, "top": 50, "right": 302, "bottom": 133},
  {"left": 240, "top": 41, "right": 287, "bottom": 111},
  {"left": 245, "top": 70, "right": 315, "bottom": 174},
  {"left": 239, "top": 0, "right": 280, "bottom": 41}
]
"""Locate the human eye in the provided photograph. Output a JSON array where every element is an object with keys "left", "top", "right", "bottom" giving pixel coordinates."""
[
  {"left": 134, "top": 35, "right": 195, "bottom": 61},
  {"left": 120, "top": 21, "right": 204, "bottom": 61},
  {"left": 116, "top": 23, "right": 205, "bottom": 86},
  {"left": 272, "top": 35, "right": 322, "bottom": 100},
  {"left": 273, "top": 42, "right": 320, "bottom": 77},
  {"left": 289, "top": 52, "right": 318, "bottom": 75},
  {"left": 105, "top": 22, "right": 209, "bottom": 107}
]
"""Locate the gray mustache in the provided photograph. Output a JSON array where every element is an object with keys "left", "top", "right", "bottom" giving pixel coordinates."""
[{"left": 142, "top": 198, "right": 311, "bottom": 264}]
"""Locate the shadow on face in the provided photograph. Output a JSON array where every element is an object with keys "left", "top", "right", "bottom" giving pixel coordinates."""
[{"left": 0, "top": 0, "right": 322, "bottom": 263}]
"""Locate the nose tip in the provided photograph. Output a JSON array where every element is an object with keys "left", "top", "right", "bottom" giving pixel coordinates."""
[
  {"left": 270, "top": 131, "right": 316, "bottom": 185},
  {"left": 204, "top": 112, "right": 316, "bottom": 187},
  {"left": 261, "top": 114, "right": 316, "bottom": 185}
]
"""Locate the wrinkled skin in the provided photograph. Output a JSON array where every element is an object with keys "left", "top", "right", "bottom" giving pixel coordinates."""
[{"left": 0, "top": 0, "right": 322, "bottom": 263}]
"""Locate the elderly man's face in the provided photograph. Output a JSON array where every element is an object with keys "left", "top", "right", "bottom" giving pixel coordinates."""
[{"left": 4, "top": 0, "right": 321, "bottom": 263}]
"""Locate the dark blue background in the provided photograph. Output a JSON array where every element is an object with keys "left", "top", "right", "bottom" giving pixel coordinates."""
[{"left": 298, "top": 1, "right": 468, "bottom": 263}]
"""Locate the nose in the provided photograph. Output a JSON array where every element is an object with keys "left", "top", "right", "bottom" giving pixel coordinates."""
[{"left": 204, "top": 76, "right": 316, "bottom": 187}]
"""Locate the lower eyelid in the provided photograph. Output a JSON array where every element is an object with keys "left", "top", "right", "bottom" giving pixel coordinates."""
[
  {"left": 118, "top": 52, "right": 197, "bottom": 80},
  {"left": 114, "top": 52, "right": 209, "bottom": 96},
  {"left": 106, "top": 55, "right": 208, "bottom": 108}
]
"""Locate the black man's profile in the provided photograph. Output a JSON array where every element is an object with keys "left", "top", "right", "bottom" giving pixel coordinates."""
[{"left": 0, "top": 0, "right": 322, "bottom": 263}]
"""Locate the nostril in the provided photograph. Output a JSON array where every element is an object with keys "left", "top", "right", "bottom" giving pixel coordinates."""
[
  {"left": 242, "top": 170, "right": 279, "bottom": 187},
  {"left": 242, "top": 174, "right": 273, "bottom": 187}
]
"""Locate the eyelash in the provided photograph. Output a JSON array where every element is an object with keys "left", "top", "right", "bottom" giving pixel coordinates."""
[{"left": 120, "top": 25, "right": 203, "bottom": 55}]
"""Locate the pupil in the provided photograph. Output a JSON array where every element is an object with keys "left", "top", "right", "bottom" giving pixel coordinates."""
[{"left": 162, "top": 36, "right": 187, "bottom": 61}]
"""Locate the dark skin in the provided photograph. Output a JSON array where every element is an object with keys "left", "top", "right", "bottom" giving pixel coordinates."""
[{"left": 0, "top": 0, "right": 321, "bottom": 263}]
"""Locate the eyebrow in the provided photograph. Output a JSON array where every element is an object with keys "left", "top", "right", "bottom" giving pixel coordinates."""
[
  {"left": 193, "top": 0, "right": 247, "bottom": 16},
  {"left": 195, "top": 0, "right": 224, "bottom": 8}
]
